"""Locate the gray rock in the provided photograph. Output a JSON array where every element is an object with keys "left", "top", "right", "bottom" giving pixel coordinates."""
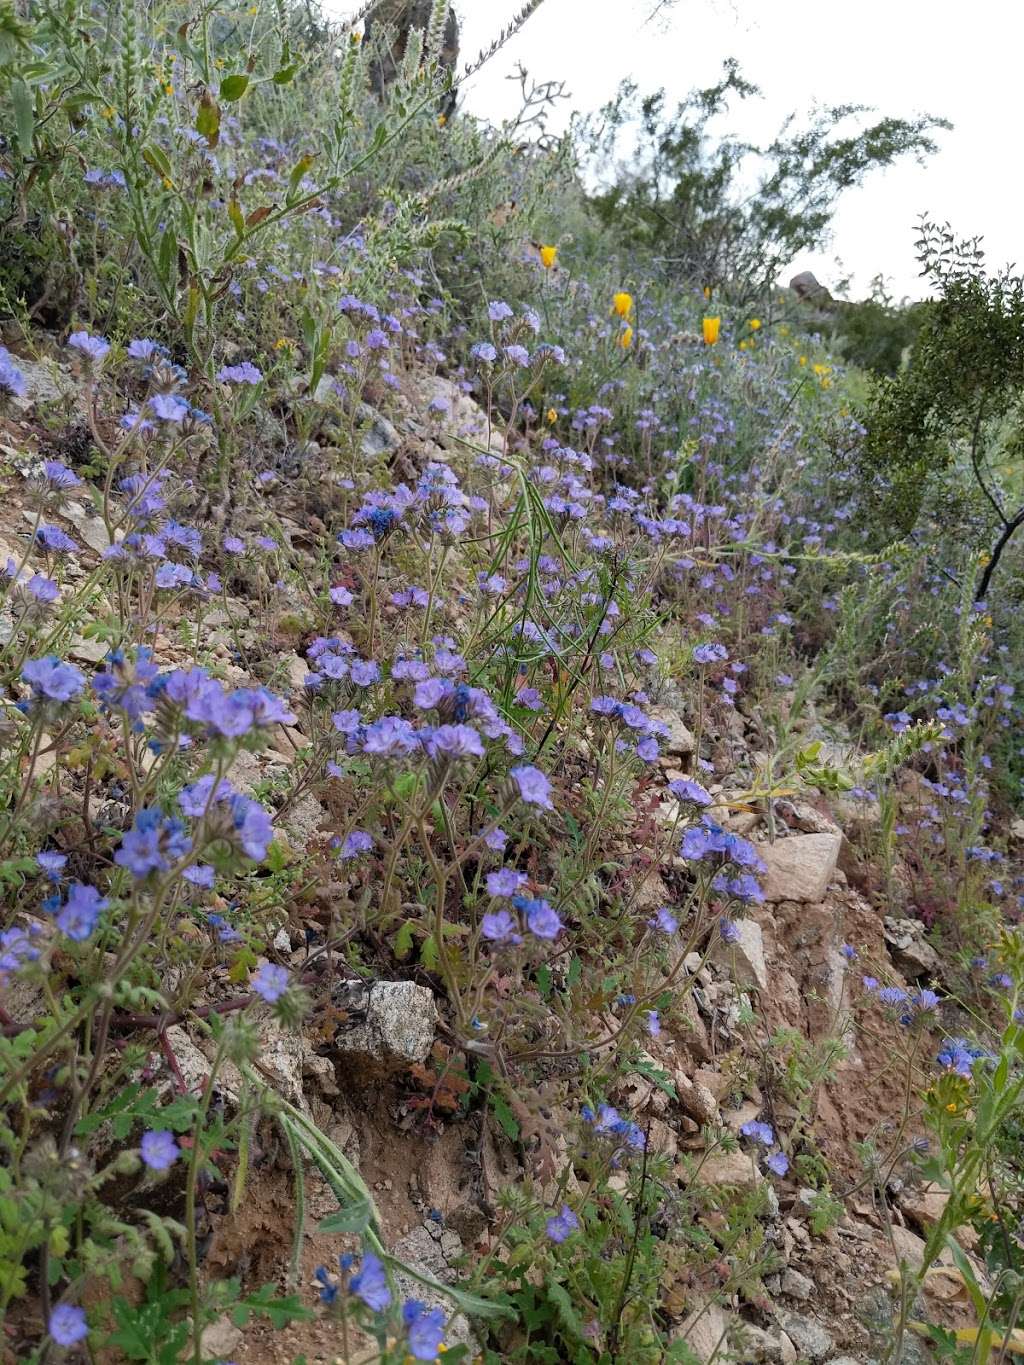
[
  {"left": 60, "top": 504, "right": 118, "bottom": 556},
  {"left": 671, "top": 1300, "right": 730, "bottom": 1362},
  {"left": 676, "top": 1074, "right": 719, "bottom": 1125},
  {"left": 781, "top": 1267, "right": 814, "bottom": 1301},
  {"left": 199, "top": 1314, "right": 243, "bottom": 1360},
  {"left": 278, "top": 791, "right": 324, "bottom": 852},
  {"left": 790, "top": 270, "right": 834, "bottom": 305},
  {"left": 648, "top": 704, "right": 696, "bottom": 756},
  {"left": 333, "top": 979, "right": 436, "bottom": 1069},
  {"left": 736, "top": 1321, "right": 797, "bottom": 1363},
  {"left": 761, "top": 833, "right": 841, "bottom": 903},
  {"left": 711, "top": 917, "right": 768, "bottom": 990},
  {"left": 392, "top": 1223, "right": 478, "bottom": 1353},
  {"left": 883, "top": 917, "right": 941, "bottom": 978},
  {"left": 8, "top": 353, "right": 69, "bottom": 407},
  {"left": 357, "top": 402, "right": 401, "bottom": 458},
  {"left": 780, "top": 1313, "right": 833, "bottom": 1360}
]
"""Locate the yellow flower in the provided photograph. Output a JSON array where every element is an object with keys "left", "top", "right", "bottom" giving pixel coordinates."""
[
  {"left": 702, "top": 316, "right": 721, "bottom": 345},
  {"left": 163, "top": 82, "right": 174, "bottom": 95},
  {"left": 798, "top": 355, "right": 807, "bottom": 366},
  {"left": 539, "top": 244, "right": 557, "bottom": 269},
  {"left": 619, "top": 325, "right": 633, "bottom": 349},
  {"left": 437, "top": 113, "right": 447, "bottom": 128},
  {"left": 703, "top": 285, "right": 712, "bottom": 301},
  {"left": 612, "top": 291, "right": 633, "bottom": 319},
  {"left": 274, "top": 337, "right": 292, "bottom": 351},
  {"left": 748, "top": 318, "right": 761, "bottom": 330},
  {"left": 812, "top": 362, "right": 830, "bottom": 376},
  {"left": 101, "top": 105, "right": 115, "bottom": 119},
  {"left": 546, "top": 407, "right": 558, "bottom": 424},
  {"left": 738, "top": 339, "right": 749, "bottom": 351},
  {"left": 946, "top": 1102, "right": 958, "bottom": 1114},
  {"left": 778, "top": 324, "right": 790, "bottom": 337}
]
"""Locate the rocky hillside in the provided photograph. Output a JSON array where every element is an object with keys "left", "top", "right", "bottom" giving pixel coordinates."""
[{"left": 1, "top": 4, "right": 1022, "bottom": 1365}]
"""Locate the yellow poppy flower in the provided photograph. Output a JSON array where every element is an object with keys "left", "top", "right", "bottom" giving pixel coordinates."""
[
  {"left": 619, "top": 325, "right": 633, "bottom": 349},
  {"left": 437, "top": 114, "right": 447, "bottom": 128},
  {"left": 539, "top": 244, "right": 557, "bottom": 269},
  {"left": 748, "top": 318, "right": 761, "bottom": 330},
  {"left": 546, "top": 407, "right": 558, "bottom": 424},
  {"left": 703, "top": 285, "right": 712, "bottom": 301},
  {"left": 612, "top": 291, "right": 633, "bottom": 319},
  {"left": 702, "top": 316, "right": 721, "bottom": 345}
]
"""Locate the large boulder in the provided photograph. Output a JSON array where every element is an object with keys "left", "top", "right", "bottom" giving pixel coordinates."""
[
  {"left": 789, "top": 270, "right": 834, "bottom": 305},
  {"left": 760, "top": 833, "right": 841, "bottom": 903}
]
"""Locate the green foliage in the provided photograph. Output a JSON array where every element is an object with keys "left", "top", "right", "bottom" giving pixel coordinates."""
[
  {"left": 858, "top": 218, "right": 1024, "bottom": 593},
  {"left": 831, "top": 275, "right": 927, "bottom": 376},
  {"left": 582, "top": 61, "right": 947, "bottom": 301}
]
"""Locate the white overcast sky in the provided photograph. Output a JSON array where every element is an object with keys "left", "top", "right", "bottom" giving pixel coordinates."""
[{"left": 338, "top": 0, "right": 1024, "bottom": 300}]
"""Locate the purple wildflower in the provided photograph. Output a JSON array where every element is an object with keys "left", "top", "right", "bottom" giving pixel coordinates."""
[
  {"left": 49, "top": 1305, "right": 88, "bottom": 1347},
  {"left": 140, "top": 1130, "right": 180, "bottom": 1171},
  {"left": 486, "top": 868, "right": 527, "bottom": 898},
  {"left": 510, "top": 764, "right": 554, "bottom": 810},
  {"left": 545, "top": 1204, "right": 580, "bottom": 1243},
  {"left": 765, "top": 1151, "right": 790, "bottom": 1177},
  {"left": 22, "top": 655, "right": 85, "bottom": 703},
  {"left": 67, "top": 331, "right": 110, "bottom": 363},
  {"left": 216, "top": 362, "right": 262, "bottom": 385},
  {"left": 349, "top": 1251, "right": 390, "bottom": 1311},
  {"left": 252, "top": 962, "right": 289, "bottom": 1003},
  {"left": 403, "top": 1302, "right": 446, "bottom": 1361},
  {"left": 55, "top": 882, "right": 108, "bottom": 941}
]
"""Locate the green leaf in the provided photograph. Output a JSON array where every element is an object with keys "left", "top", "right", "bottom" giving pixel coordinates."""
[
  {"left": 10, "top": 78, "right": 33, "bottom": 157},
  {"left": 231, "top": 1283, "right": 313, "bottom": 1330},
  {"left": 195, "top": 92, "right": 221, "bottom": 147},
  {"left": 287, "top": 153, "right": 314, "bottom": 198},
  {"left": 536, "top": 963, "right": 552, "bottom": 999},
  {"left": 393, "top": 919, "right": 415, "bottom": 960},
  {"left": 219, "top": 73, "right": 250, "bottom": 101},
  {"left": 420, "top": 933, "right": 438, "bottom": 972},
  {"left": 632, "top": 1055, "right": 677, "bottom": 1099},
  {"left": 227, "top": 198, "right": 245, "bottom": 239},
  {"left": 158, "top": 227, "right": 178, "bottom": 288},
  {"left": 272, "top": 63, "right": 299, "bottom": 85},
  {"left": 141, "top": 143, "right": 173, "bottom": 181},
  {"left": 317, "top": 1198, "right": 374, "bottom": 1236},
  {"left": 547, "top": 1280, "right": 585, "bottom": 1339},
  {"left": 490, "top": 1091, "right": 520, "bottom": 1140}
]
